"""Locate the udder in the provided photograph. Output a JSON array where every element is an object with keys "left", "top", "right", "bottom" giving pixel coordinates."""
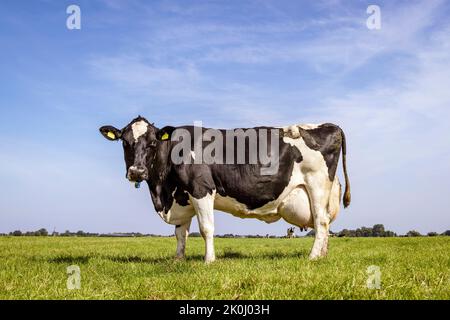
[
  {"left": 278, "top": 177, "right": 342, "bottom": 229},
  {"left": 278, "top": 185, "right": 314, "bottom": 228}
]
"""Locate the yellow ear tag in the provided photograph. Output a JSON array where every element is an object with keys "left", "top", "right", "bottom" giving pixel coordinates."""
[
  {"left": 107, "top": 132, "right": 116, "bottom": 140},
  {"left": 161, "top": 133, "right": 169, "bottom": 140}
]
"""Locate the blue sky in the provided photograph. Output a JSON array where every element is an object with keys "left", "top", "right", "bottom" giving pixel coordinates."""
[{"left": 0, "top": 0, "right": 449, "bottom": 235}]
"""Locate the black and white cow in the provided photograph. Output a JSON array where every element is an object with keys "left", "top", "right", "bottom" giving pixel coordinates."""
[
  {"left": 287, "top": 227, "right": 295, "bottom": 239},
  {"left": 99, "top": 116, "right": 350, "bottom": 262}
]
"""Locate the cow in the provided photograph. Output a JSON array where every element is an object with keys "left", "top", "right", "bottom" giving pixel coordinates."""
[
  {"left": 287, "top": 227, "right": 295, "bottom": 239},
  {"left": 99, "top": 116, "right": 351, "bottom": 263}
]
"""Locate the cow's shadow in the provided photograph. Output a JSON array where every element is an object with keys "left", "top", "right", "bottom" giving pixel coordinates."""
[
  {"left": 46, "top": 250, "right": 309, "bottom": 265},
  {"left": 106, "top": 255, "right": 173, "bottom": 264},
  {"left": 219, "top": 250, "right": 308, "bottom": 260},
  {"left": 47, "top": 255, "right": 91, "bottom": 264}
]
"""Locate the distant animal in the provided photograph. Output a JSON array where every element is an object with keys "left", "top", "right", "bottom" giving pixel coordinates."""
[
  {"left": 287, "top": 227, "right": 295, "bottom": 238},
  {"left": 99, "top": 116, "right": 350, "bottom": 263}
]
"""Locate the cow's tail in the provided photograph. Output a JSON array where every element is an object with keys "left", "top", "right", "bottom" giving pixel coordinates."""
[{"left": 340, "top": 128, "right": 351, "bottom": 208}]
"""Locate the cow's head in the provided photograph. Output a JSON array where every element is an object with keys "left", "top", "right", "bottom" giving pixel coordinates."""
[{"left": 99, "top": 116, "right": 170, "bottom": 183}]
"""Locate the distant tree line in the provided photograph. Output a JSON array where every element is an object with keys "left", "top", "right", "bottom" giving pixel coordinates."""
[
  {"left": 7, "top": 228, "right": 49, "bottom": 237},
  {"left": 306, "top": 225, "right": 450, "bottom": 238},
  {"left": 1, "top": 225, "right": 450, "bottom": 238},
  {"left": 336, "top": 224, "right": 397, "bottom": 237},
  {"left": 1, "top": 229, "right": 166, "bottom": 238}
]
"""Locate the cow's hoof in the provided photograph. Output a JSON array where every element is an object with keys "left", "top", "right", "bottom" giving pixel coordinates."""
[
  {"left": 308, "top": 253, "right": 325, "bottom": 261},
  {"left": 204, "top": 256, "right": 216, "bottom": 264}
]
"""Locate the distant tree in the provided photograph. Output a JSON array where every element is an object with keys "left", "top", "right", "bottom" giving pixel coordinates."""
[
  {"left": 384, "top": 231, "right": 397, "bottom": 237},
  {"left": 190, "top": 232, "right": 201, "bottom": 237},
  {"left": 11, "top": 230, "right": 22, "bottom": 236},
  {"left": 362, "top": 227, "right": 373, "bottom": 237},
  {"left": 337, "top": 224, "right": 397, "bottom": 237},
  {"left": 222, "top": 234, "right": 235, "bottom": 238},
  {"left": 406, "top": 230, "right": 422, "bottom": 237},
  {"left": 355, "top": 227, "right": 373, "bottom": 237},
  {"left": 338, "top": 229, "right": 351, "bottom": 237},
  {"left": 441, "top": 230, "right": 450, "bottom": 236},
  {"left": 35, "top": 228, "right": 48, "bottom": 236},
  {"left": 76, "top": 230, "right": 85, "bottom": 237},
  {"left": 427, "top": 232, "right": 438, "bottom": 237},
  {"left": 372, "top": 224, "right": 385, "bottom": 237}
]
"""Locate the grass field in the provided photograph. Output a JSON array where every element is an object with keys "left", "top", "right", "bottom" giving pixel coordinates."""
[{"left": 0, "top": 236, "right": 448, "bottom": 300}]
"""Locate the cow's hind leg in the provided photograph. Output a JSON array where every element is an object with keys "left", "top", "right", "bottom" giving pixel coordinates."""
[
  {"left": 319, "top": 177, "right": 341, "bottom": 257},
  {"left": 306, "top": 174, "right": 333, "bottom": 260},
  {"left": 191, "top": 192, "right": 216, "bottom": 264},
  {"left": 175, "top": 218, "right": 192, "bottom": 260}
]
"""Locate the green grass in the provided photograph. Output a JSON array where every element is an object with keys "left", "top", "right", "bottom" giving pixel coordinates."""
[{"left": 0, "top": 236, "right": 448, "bottom": 299}]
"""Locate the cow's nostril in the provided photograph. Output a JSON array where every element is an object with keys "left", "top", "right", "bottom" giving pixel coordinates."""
[{"left": 128, "top": 166, "right": 148, "bottom": 181}]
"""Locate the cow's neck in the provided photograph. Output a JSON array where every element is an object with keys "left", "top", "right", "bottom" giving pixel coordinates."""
[{"left": 146, "top": 141, "right": 174, "bottom": 213}]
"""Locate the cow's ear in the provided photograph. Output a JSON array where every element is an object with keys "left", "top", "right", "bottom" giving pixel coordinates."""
[
  {"left": 156, "top": 126, "right": 176, "bottom": 141},
  {"left": 99, "top": 125, "right": 122, "bottom": 141}
]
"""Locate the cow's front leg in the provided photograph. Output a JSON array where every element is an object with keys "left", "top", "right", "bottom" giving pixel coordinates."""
[
  {"left": 175, "top": 219, "right": 192, "bottom": 260},
  {"left": 191, "top": 192, "right": 216, "bottom": 264}
]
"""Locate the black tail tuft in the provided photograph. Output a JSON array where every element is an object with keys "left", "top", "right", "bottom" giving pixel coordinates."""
[{"left": 340, "top": 128, "right": 351, "bottom": 208}]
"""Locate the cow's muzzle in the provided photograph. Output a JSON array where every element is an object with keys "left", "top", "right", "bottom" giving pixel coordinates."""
[{"left": 127, "top": 166, "right": 148, "bottom": 182}]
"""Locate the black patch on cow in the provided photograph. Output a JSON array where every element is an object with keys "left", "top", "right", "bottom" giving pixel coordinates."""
[
  {"left": 298, "top": 123, "right": 343, "bottom": 181},
  {"left": 173, "top": 186, "right": 190, "bottom": 206}
]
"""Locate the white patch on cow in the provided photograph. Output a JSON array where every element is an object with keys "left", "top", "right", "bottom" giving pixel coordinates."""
[
  {"left": 157, "top": 188, "right": 194, "bottom": 226},
  {"left": 175, "top": 220, "right": 191, "bottom": 259},
  {"left": 281, "top": 124, "right": 321, "bottom": 139},
  {"left": 283, "top": 136, "right": 328, "bottom": 177},
  {"left": 157, "top": 201, "right": 194, "bottom": 226},
  {"left": 298, "top": 123, "right": 321, "bottom": 130},
  {"left": 190, "top": 150, "right": 196, "bottom": 161},
  {"left": 282, "top": 125, "right": 301, "bottom": 138},
  {"left": 328, "top": 177, "right": 341, "bottom": 222},
  {"left": 214, "top": 194, "right": 282, "bottom": 223},
  {"left": 190, "top": 192, "right": 216, "bottom": 263},
  {"left": 131, "top": 120, "right": 148, "bottom": 142}
]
